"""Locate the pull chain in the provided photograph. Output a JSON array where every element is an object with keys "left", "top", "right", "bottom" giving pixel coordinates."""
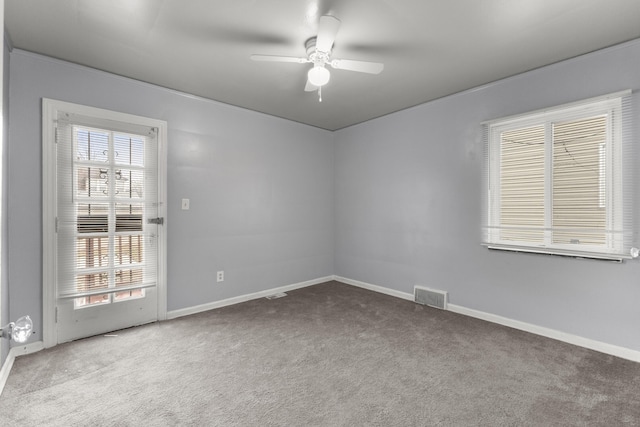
[{"left": 318, "top": 86, "right": 323, "bottom": 102}]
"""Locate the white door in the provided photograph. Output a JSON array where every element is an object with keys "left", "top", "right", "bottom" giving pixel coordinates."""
[{"left": 47, "top": 102, "right": 166, "bottom": 344}]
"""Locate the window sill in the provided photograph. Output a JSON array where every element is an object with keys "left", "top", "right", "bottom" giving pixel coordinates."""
[{"left": 483, "top": 243, "right": 628, "bottom": 263}]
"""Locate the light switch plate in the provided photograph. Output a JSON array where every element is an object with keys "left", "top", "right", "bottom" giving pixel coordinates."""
[{"left": 181, "top": 198, "right": 190, "bottom": 210}]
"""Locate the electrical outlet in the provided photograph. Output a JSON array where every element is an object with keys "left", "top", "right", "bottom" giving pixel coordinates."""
[
  {"left": 181, "top": 198, "right": 190, "bottom": 210},
  {"left": 216, "top": 271, "right": 224, "bottom": 282}
]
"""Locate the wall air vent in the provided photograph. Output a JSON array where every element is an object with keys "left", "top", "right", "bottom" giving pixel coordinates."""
[{"left": 414, "top": 286, "right": 448, "bottom": 310}]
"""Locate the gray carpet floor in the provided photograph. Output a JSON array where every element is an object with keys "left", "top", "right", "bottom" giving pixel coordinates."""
[{"left": 1, "top": 281, "right": 639, "bottom": 426}]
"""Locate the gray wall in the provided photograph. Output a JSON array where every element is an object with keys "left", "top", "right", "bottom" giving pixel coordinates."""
[
  {"left": 335, "top": 39, "right": 640, "bottom": 351},
  {"left": 7, "top": 50, "right": 334, "bottom": 342},
  {"left": 6, "top": 39, "right": 640, "bottom": 354}
]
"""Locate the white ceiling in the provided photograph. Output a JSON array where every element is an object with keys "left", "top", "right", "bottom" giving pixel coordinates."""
[{"left": 5, "top": 0, "right": 640, "bottom": 130}]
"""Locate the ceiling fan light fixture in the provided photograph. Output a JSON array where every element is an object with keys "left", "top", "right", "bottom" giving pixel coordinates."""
[
  {"left": 308, "top": 65, "right": 330, "bottom": 87},
  {"left": 251, "top": 14, "right": 383, "bottom": 95}
]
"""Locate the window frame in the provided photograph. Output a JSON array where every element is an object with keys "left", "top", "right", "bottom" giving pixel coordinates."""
[{"left": 483, "top": 91, "right": 632, "bottom": 260}]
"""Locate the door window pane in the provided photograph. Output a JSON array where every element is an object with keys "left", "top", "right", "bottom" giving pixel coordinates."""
[
  {"left": 76, "top": 237, "right": 109, "bottom": 269},
  {"left": 76, "top": 166, "right": 110, "bottom": 199},
  {"left": 114, "top": 133, "right": 145, "bottom": 166},
  {"left": 114, "top": 169, "right": 144, "bottom": 199},
  {"left": 70, "top": 125, "right": 150, "bottom": 308},
  {"left": 76, "top": 129, "right": 109, "bottom": 162},
  {"left": 115, "top": 204, "right": 143, "bottom": 232}
]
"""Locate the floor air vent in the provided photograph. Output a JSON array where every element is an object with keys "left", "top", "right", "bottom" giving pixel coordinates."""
[
  {"left": 265, "top": 292, "right": 288, "bottom": 300},
  {"left": 414, "top": 286, "right": 448, "bottom": 310}
]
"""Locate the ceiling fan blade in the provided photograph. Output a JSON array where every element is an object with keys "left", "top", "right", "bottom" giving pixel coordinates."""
[
  {"left": 316, "top": 15, "right": 341, "bottom": 52},
  {"left": 250, "top": 54, "right": 309, "bottom": 64},
  {"left": 330, "top": 59, "right": 384, "bottom": 74},
  {"left": 304, "top": 79, "right": 318, "bottom": 92}
]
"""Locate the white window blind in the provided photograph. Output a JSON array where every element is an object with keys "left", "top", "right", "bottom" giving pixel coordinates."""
[
  {"left": 56, "top": 111, "right": 159, "bottom": 305},
  {"left": 482, "top": 90, "right": 636, "bottom": 260}
]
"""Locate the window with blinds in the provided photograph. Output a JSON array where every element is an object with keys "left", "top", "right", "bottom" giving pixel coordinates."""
[
  {"left": 72, "top": 127, "right": 147, "bottom": 307},
  {"left": 56, "top": 115, "right": 159, "bottom": 308},
  {"left": 483, "top": 91, "right": 635, "bottom": 260}
]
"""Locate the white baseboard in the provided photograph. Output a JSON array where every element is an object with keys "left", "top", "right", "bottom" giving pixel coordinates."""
[
  {"left": 167, "top": 276, "right": 334, "bottom": 320},
  {"left": 333, "top": 276, "right": 640, "bottom": 363},
  {"left": 446, "top": 304, "right": 640, "bottom": 363},
  {"left": 0, "top": 341, "right": 45, "bottom": 396},
  {"left": 333, "top": 276, "right": 414, "bottom": 301}
]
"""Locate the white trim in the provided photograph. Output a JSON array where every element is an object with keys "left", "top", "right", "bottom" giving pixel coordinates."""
[
  {"left": 0, "top": 351, "right": 13, "bottom": 396},
  {"left": 333, "top": 276, "right": 414, "bottom": 301},
  {"left": 334, "top": 276, "right": 640, "bottom": 363},
  {"left": 0, "top": 0, "right": 5, "bottom": 370},
  {"left": 0, "top": 341, "right": 44, "bottom": 396},
  {"left": 42, "top": 99, "right": 168, "bottom": 347},
  {"left": 447, "top": 304, "right": 640, "bottom": 363},
  {"left": 481, "top": 90, "right": 630, "bottom": 125},
  {"left": 484, "top": 244, "right": 625, "bottom": 262},
  {"left": 42, "top": 99, "right": 58, "bottom": 348},
  {"left": 156, "top": 119, "right": 168, "bottom": 321},
  {"left": 167, "top": 276, "right": 334, "bottom": 320}
]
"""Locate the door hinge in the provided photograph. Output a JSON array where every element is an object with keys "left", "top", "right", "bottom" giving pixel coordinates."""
[
  {"left": 147, "top": 217, "right": 164, "bottom": 225},
  {"left": 55, "top": 306, "right": 58, "bottom": 323},
  {"left": 55, "top": 217, "right": 59, "bottom": 233}
]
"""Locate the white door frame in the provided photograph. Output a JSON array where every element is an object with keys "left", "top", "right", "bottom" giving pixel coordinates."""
[
  {"left": 0, "top": 0, "right": 5, "bottom": 363},
  {"left": 42, "top": 99, "right": 167, "bottom": 348}
]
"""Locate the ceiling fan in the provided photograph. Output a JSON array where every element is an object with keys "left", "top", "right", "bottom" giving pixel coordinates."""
[{"left": 250, "top": 15, "right": 384, "bottom": 102}]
